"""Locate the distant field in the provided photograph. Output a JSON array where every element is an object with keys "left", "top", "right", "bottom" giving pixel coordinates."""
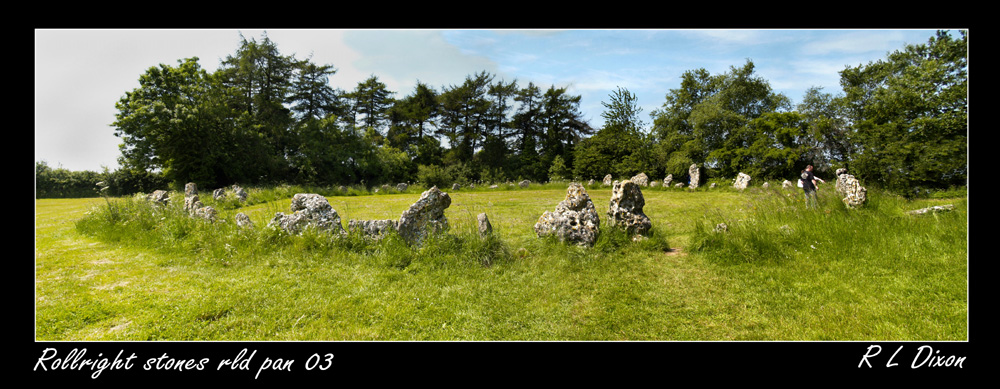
[{"left": 34, "top": 185, "right": 967, "bottom": 341}]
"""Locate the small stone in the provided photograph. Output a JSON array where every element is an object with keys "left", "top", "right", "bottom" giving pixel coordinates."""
[
  {"left": 146, "top": 190, "right": 169, "bottom": 205},
  {"left": 534, "top": 183, "right": 600, "bottom": 246},
  {"left": 396, "top": 183, "right": 408, "bottom": 192},
  {"left": 630, "top": 172, "right": 649, "bottom": 186},
  {"left": 348, "top": 219, "right": 399, "bottom": 239},
  {"left": 212, "top": 188, "right": 227, "bottom": 200},
  {"left": 234, "top": 212, "right": 254, "bottom": 229},
  {"left": 452, "top": 183, "right": 461, "bottom": 191},
  {"left": 519, "top": 180, "right": 530, "bottom": 188},
  {"left": 477, "top": 213, "right": 493, "bottom": 236},
  {"left": 268, "top": 193, "right": 344, "bottom": 234}
]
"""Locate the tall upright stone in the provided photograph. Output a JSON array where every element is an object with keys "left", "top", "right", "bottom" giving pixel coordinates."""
[
  {"left": 534, "top": 183, "right": 600, "bottom": 246},
  {"left": 397, "top": 186, "right": 452, "bottom": 245},
  {"left": 477, "top": 213, "right": 493, "bottom": 237},
  {"left": 607, "top": 179, "right": 652, "bottom": 237},
  {"left": 663, "top": 174, "right": 672, "bottom": 187},
  {"left": 835, "top": 168, "right": 850, "bottom": 196},
  {"left": 688, "top": 164, "right": 700, "bottom": 189},
  {"left": 630, "top": 172, "right": 649, "bottom": 187},
  {"left": 603, "top": 174, "right": 613, "bottom": 186},
  {"left": 733, "top": 173, "right": 751, "bottom": 190},
  {"left": 841, "top": 174, "right": 868, "bottom": 209}
]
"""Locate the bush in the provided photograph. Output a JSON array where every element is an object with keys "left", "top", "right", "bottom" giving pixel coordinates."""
[{"left": 417, "top": 164, "right": 452, "bottom": 189}]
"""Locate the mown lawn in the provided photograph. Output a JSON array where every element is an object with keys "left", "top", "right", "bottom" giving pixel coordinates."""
[{"left": 34, "top": 184, "right": 967, "bottom": 341}]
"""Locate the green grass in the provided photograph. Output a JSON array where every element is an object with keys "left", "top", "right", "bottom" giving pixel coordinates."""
[{"left": 35, "top": 183, "right": 967, "bottom": 340}]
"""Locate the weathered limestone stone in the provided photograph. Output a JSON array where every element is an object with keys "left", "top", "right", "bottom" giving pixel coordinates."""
[
  {"left": 840, "top": 174, "right": 868, "bottom": 209},
  {"left": 905, "top": 204, "right": 956, "bottom": 216},
  {"left": 762, "top": 182, "right": 770, "bottom": 189},
  {"left": 338, "top": 185, "right": 347, "bottom": 192},
  {"left": 348, "top": 219, "right": 399, "bottom": 239},
  {"left": 651, "top": 180, "right": 661, "bottom": 187},
  {"left": 630, "top": 172, "right": 649, "bottom": 187},
  {"left": 782, "top": 180, "right": 794, "bottom": 189},
  {"left": 232, "top": 185, "right": 248, "bottom": 202},
  {"left": 397, "top": 186, "right": 452, "bottom": 245},
  {"left": 268, "top": 193, "right": 344, "bottom": 234},
  {"left": 663, "top": 174, "right": 672, "bottom": 187},
  {"left": 477, "top": 213, "right": 493, "bottom": 236},
  {"left": 835, "top": 168, "right": 850, "bottom": 195},
  {"left": 184, "top": 194, "right": 203, "bottom": 214},
  {"left": 396, "top": 183, "right": 408, "bottom": 192},
  {"left": 607, "top": 179, "right": 652, "bottom": 236},
  {"left": 675, "top": 182, "right": 684, "bottom": 188},
  {"left": 714, "top": 223, "right": 728, "bottom": 233},
  {"left": 452, "top": 183, "right": 461, "bottom": 191},
  {"left": 212, "top": 188, "right": 227, "bottom": 200},
  {"left": 193, "top": 205, "right": 218, "bottom": 222},
  {"left": 688, "top": 164, "right": 700, "bottom": 189},
  {"left": 519, "top": 180, "right": 531, "bottom": 188},
  {"left": 185, "top": 182, "right": 198, "bottom": 197},
  {"left": 733, "top": 172, "right": 751, "bottom": 190},
  {"left": 489, "top": 184, "right": 499, "bottom": 189},
  {"left": 710, "top": 183, "right": 717, "bottom": 189},
  {"left": 534, "top": 183, "right": 600, "bottom": 246},
  {"left": 603, "top": 174, "right": 613, "bottom": 186},
  {"left": 234, "top": 212, "right": 254, "bottom": 229},
  {"left": 146, "top": 190, "right": 169, "bottom": 205},
  {"left": 587, "top": 179, "right": 595, "bottom": 186}
]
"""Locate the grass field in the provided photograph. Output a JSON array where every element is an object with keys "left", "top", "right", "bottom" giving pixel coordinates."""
[{"left": 34, "top": 183, "right": 968, "bottom": 341}]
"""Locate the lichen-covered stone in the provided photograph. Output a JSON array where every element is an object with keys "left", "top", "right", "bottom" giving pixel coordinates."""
[
  {"left": 607, "top": 179, "right": 651, "bottom": 236},
  {"left": 185, "top": 182, "right": 198, "bottom": 197},
  {"left": 519, "top": 180, "right": 530, "bottom": 188},
  {"left": 630, "top": 172, "right": 649, "bottom": 187},
  {"left": 603, "top": 174, "right": 613, "bottom": 186},
  {"left": 193, "top": 206, "right": 217, "bottom": 222},
  {"left": 840, "top": 174, "right": 867, "bottom": 209},
  {"left": 146, "top": 190, "right": 169, "bottom": 205},
  {"left": 234, "top": 212, "right": 254, "bottom": 229},
  {"left": 477, "top": 213, "right": 493, "bottom": 237},
  {"left": 268, "top": 193, "right": 344, "bottom": 234},
  {"left": 348, "top": 219, "right": 399, "bottom": 239},
  {"left": 212, "top": 188, "right": 226, "bottom": 200},
  {"left": 534, "top": 183, "right": 600, "bottom": 246},
  {"left": 675, "top": 182, "right": 684, "bottom": 188},
  {"left": 397, "top": 186, "right": 451, "bottom": 245},
  {"left": 663, "top": 174, "right": 672, "bottom": 187},
  {"left": 452, "top": 183, "right": 461, "bottom": 191},
  {"left": 184, "top": 194, "right": 202, "bottom": 214},
  {"left": 905, "top": 204, "right": 956, "bottom": 216},
  {"left": 688, "top": 164, "right": 700, "bottom": 189},
  {"left": 396, "top": 183, "right": 408, "bottom": 192},
  {"left": 232, "top": 185, "right": 248, "bottom": 202},
  {"left": 835, "top": 168, "right": 850, "bottom": 195},
  {"left": 733, "top": 173, "right": 751, "bottom": 190}
]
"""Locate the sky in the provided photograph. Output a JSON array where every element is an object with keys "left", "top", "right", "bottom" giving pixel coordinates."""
[{"left": 34, "top": 28, "right": 958, "bottom": 172}]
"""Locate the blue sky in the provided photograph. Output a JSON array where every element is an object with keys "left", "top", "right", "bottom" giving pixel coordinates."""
[{"left": 34, "top": 28, "right": 958, "bottom": 172}]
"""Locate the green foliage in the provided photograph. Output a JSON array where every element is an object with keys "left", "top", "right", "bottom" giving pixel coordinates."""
[
  {"left": 417, "top": 164, "right": 452, "bottom": 188},
  {"left": 840, "top": 30, "right": 967, "bottom": 195}
]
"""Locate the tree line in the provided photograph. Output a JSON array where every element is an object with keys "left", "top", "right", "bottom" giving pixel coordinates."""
[{"left": 38, "top": 30, "right": 966, "bottom": 198}]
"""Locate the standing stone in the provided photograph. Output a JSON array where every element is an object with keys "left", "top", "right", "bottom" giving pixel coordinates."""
[
  {"left": 193, "top": 206, "right": 218, "bottom": 222},
  {"left": 452, "top": 183, "right": 461, "bottom": 191},
  {"left": 663, "top": 174, "right": 672, "bottom": 187},
  {"left": 268, "top": 193, "right": 344, "bottom": 234},
  {"left": 607, "top": 179, "right": 652, "bottom": 236},
  {"left": 234, "top": 212, "right": 254, "bottom": 229},
  {"left": 534, "top": 183, "right": 601, "bottom": 246},
  {"left": 519, "top": 180, "right": 531, "bottom": 188},
  {"left": 675, "top": 182, "right": 684, "bottom": 188},
  {"left": 603, "top": 174, "right": 613, "bottom": 186},
  {"left": 762, "top": 182, "right": 770, "bottom": 189},
  {"left": 710, "top": 183, "right": 717, "bottom": 189},
  {"left": 782, "top": 180, "right": 794, "bottom": 189},
  {"left": 840, "top": 174, "right": 868, "bottom": 209},
  {"left": 185, "top": 182, "right": 198, "bottom": 197},
  {"left": 397, "top": 186, "right": 452, "bottom": 245},
  {"left": 232, "top": 185, "right": 248, "bottom": 202},
  {"left": 733, "top": 173, "right": 751, "bottom": 190},
  {"left": 477, "top": 213, "right": 493, "bottom": 237},
  {"left": 688, "top": 164, "right": 700, "bottom": 189},
  {"left": 651, "top": 180, "right": 660, "bottom": 187},
  {"left": 630, "top": 172, "right": 649, "bottom": 187},
  {"left": 146, "top": 190, "right": 169, "bottom": 205},
  {"left": 397, "top": 183, "right": 409, "bottom": 192},
  {"left": 587, "top": 179, "right": 595, "bottom": 186},
  {"left": 348, "top": 219, "right": 399, "bottom": 239},
  {"left": 212, "top": 188, "right": 227, "bottom": 200},
  {"left": 835, "top": 168, "right": 850, "bottom": 196}
]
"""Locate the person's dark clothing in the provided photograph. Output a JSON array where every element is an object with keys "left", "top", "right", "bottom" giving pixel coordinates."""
[{"left": 801, "top": 171, "right": 816, "bottom": 192}]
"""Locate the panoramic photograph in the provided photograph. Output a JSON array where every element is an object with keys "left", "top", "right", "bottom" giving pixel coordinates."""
[{"left": 34, "top": 28, "right": 969, "bottom": 378}]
